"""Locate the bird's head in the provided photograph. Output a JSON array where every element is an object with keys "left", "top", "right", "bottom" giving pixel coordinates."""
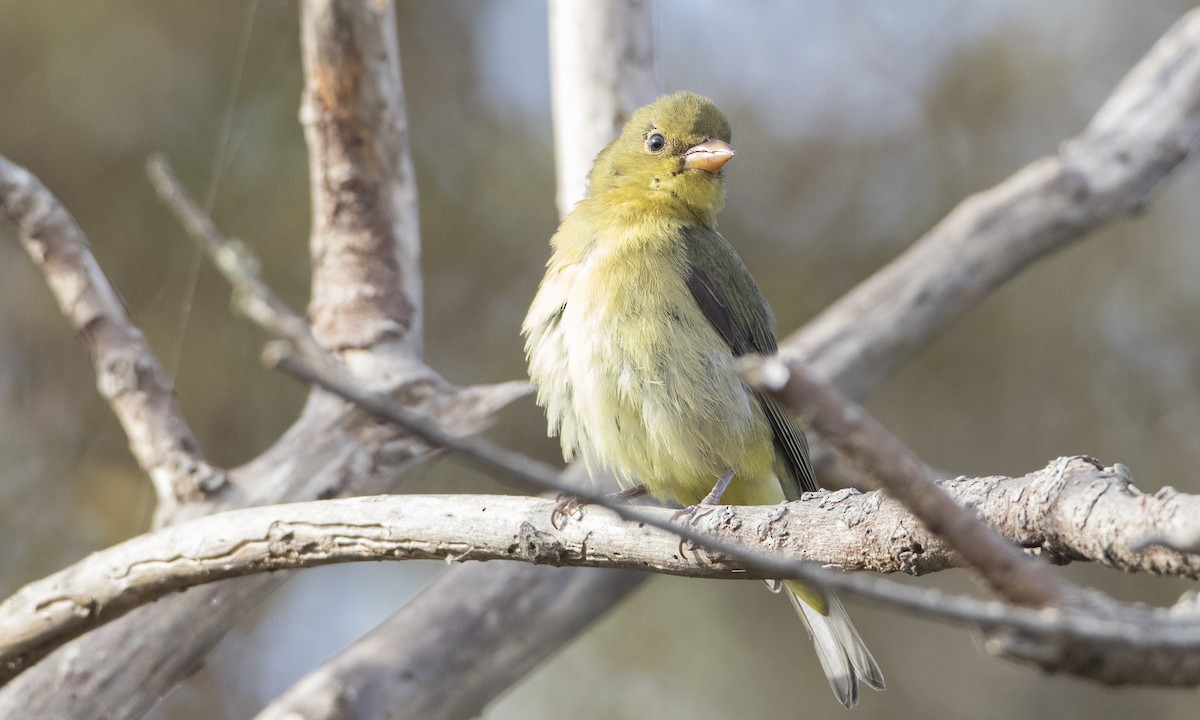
[{"left": 588, "top": 91, "right": 734, "bottom": 223}]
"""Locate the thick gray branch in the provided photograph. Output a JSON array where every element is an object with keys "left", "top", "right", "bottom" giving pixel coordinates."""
[{"left": 4, "top": 456, "right": 1199, "bottom": 686}]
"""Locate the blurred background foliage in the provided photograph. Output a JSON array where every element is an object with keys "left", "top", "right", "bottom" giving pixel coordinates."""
[{"left": 2, "top": 1, "right": 1200, "bottom": 718}]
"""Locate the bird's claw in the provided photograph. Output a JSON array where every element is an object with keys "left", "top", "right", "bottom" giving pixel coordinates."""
[{"left": 550, "top": 493, "right": 587, "bottom": 530}]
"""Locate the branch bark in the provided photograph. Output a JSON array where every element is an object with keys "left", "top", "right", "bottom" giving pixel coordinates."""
[
  {"left": 5, "top": 456, "right": 1200, "bottom": 687},
  {"left": 301, "top": 0, "right": 423, "bottom": 360}
]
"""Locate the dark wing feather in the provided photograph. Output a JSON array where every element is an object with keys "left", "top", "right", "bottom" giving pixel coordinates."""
[{"left": 682, "top": 225, "right": 818, "bottom": 497}]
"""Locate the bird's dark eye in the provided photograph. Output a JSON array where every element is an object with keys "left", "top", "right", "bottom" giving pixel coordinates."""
[{"left": 645, "top": 133, "right": 667, "bottom": 153}]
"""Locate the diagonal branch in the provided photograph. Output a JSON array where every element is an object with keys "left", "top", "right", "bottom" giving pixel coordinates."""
[
  {"left": 787, "top": 7, "right": 1200, "bottom": 398},
  {"left": 147, "top": 155, "right": 330, "bottom": 366},
  {"left": 742, "top": 354, "right": 1080, "bottom": 609},
  {"left": 0, "top": 154, "right": 221, "bottom": 517}
]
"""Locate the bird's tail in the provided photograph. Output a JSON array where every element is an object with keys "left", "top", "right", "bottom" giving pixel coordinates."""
[{"left": 784, "top": 580, "right": 885, "bottom": 708}]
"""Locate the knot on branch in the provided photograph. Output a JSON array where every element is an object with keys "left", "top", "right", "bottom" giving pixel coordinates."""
[
  {"left": 267, "top": 524, "right": 313, "bottom": 563},
  {"left": 513, "top": 522, "right": 574, "bottom": 565}
]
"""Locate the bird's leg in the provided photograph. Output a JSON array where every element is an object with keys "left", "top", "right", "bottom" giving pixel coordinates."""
[
  {"left": 671, "top": 468, "right": 735, "bottom": 523},
  {"left": 612, "top": 483, "right": 648, "bottom": 502},
  {"left": 672, "top": 469, "right": 735, "bottom": 557},
  {"left": 700, "top": 468, "right": 735, "bottom": 506}
]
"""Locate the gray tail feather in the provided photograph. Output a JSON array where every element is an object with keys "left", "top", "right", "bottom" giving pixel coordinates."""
[{"left": 788, "top": 589, "right": 885, "bottom": 708}]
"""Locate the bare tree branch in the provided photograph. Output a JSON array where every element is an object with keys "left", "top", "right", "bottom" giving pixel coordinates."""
[
  {"left": 6, "top": 452, "right": 1200, "bottom": 688},
  {"left": 742, "top": 355, "right": 1080, "bottom": 609},
  {"left": 301, "top": 0, "right": 423, "bottom": 361},
  {"left": 0, "top": 154, "right": 221, "bottom": 517},
  {"left": 787, "top": 7, "right": 1200, "bottom": 398}
]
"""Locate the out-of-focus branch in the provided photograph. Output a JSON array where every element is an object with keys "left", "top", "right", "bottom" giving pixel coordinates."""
[
  {"left": 548, "top": 0, "right": 658, "bottom": 215},
  {"left": 743, "top": 355, "right": 1080, "bottom": 609},
  {"left": 301, "top": 0, "right": 423, "bottom": 360},
  {"left": 0, "top": 154, "right": 221, "bottom": 515},
  {"left": 787, "top": 6, "right": 1200, "bottom": 399},
  {"left": 147, "top": 155, "right": 331, "bottom": 366}
]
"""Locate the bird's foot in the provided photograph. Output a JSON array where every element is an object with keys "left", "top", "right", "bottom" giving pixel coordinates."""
[
  {"left": 550, "top": 493, "right": 586, "bottom": 530},
  {"left": 550, "top": 484, "right": 647, "bottom": 529}
]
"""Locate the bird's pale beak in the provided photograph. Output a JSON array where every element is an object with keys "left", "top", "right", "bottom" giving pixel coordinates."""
[{"left": 683, "top": 139, "right": 735, "bottom": 173}]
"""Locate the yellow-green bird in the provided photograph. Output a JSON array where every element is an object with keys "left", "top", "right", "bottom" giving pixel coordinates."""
[{"left": 522, "top": 91, "right": 884, "bottom": 707}]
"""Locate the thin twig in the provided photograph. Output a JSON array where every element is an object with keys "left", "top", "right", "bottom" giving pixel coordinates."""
[
  {"left": 742, "top": 354, "right": 1081, "bottom": 609},
  {"left": 146, "top": 155, "right": 332, "bottom": 366}
]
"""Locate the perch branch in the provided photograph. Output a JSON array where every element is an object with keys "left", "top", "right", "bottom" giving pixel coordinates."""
[{"left": 5, "top": 456, "right": 1200, "bottom": 686}]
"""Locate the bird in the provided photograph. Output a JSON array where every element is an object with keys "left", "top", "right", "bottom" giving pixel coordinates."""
[{"left": 522, "top": 90, "right": 884, "bottom": 708}]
